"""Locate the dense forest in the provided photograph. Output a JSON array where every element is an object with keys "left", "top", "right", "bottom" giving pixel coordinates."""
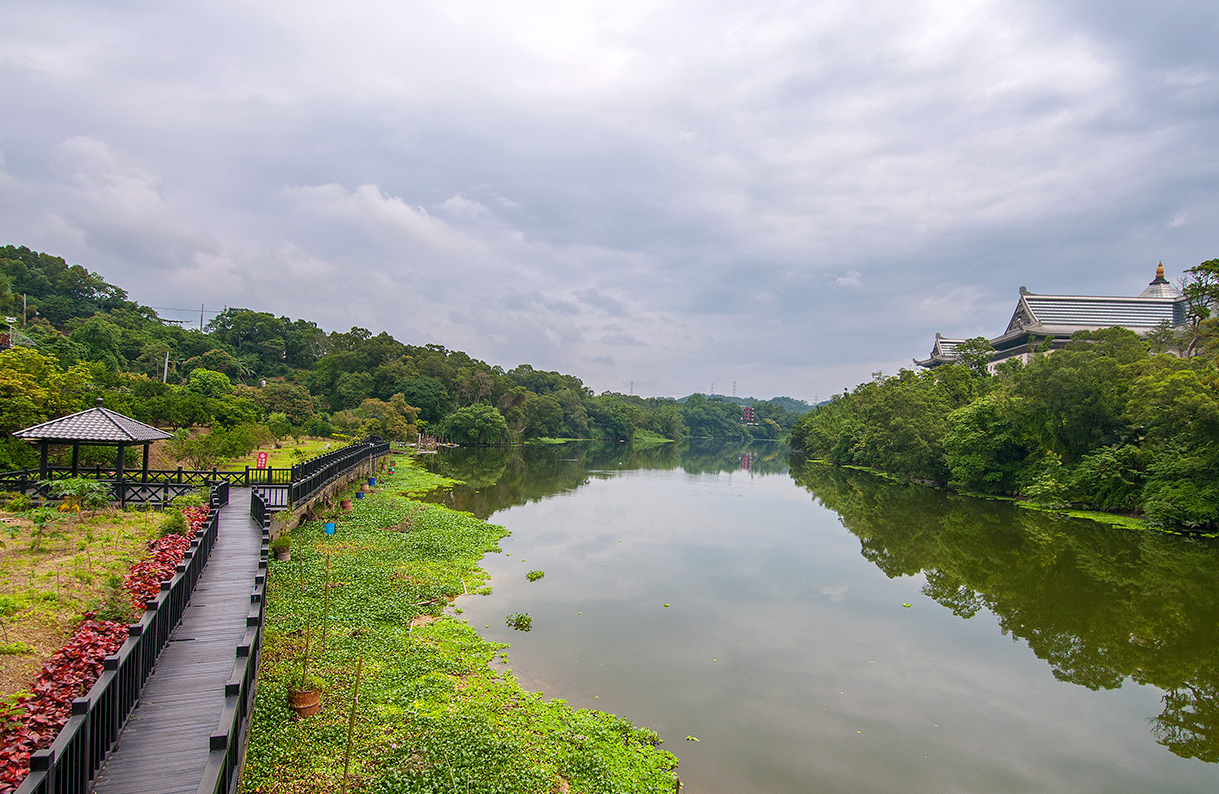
[
  {"left": 789, "top": 259, "right": 1219, "bottom": 533},
  {"left": 0, "top": 245, "right": 807, "bottom": 471}
]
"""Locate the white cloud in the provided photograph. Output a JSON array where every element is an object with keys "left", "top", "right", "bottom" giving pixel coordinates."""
[{"left": 0, "top": 0, "right": 1217, "bottom": 399}]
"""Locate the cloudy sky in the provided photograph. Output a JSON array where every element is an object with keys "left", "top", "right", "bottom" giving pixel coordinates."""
[{"left": 2, "top": 1, "right": 1217, "bottom": 401}]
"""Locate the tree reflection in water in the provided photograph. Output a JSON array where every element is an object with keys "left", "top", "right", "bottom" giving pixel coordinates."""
[{"left": 790, "top": 459, "right": 1219, "bottom": 763}]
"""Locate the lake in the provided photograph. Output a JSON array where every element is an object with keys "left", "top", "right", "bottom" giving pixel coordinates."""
[{"left": 420, "top": 440, "right": 1219, "bottom": 793}]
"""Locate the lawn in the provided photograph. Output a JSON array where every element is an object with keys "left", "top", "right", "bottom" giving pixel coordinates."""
[
  {"left": 225, "top": 437, "right": 338, "bottom": 470},
  {"left": 0, "top": 508, "right": 162, "bottom": 703}
]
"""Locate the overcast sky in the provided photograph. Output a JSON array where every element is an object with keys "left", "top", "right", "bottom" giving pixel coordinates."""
[{"left": 2, "top": 1, "right": 1217, "bottom": 401}]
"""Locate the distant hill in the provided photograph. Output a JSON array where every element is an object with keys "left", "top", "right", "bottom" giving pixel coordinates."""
[{"left": 678, "top": 394, "right": 814, "bottom": 416}]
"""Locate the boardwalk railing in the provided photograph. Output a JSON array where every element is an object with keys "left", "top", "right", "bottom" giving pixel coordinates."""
[
  {"left": 248, "top": 439, "right": 391, "bottom": 524},
  {"left": 0, "top": 466, "right": 292, "bottom": 508},
  {"left": 250, "top": 490, "right": 270, "bottom": 529},
  {"left": 198, "top": 530, "right": 268, "bottom": 794},
  {"left": 16, "top": 484, "right": 229, "bottom": 794},
  {"left": 2, "top": 439, "right": 390, "bottom": 513},
  {"left": 287, "top": 439, "right": 391, "bottom": 507}
]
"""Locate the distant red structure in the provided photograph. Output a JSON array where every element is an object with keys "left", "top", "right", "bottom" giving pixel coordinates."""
[{"left": 741, "top": 406, "right": 755, "bottom": 424}]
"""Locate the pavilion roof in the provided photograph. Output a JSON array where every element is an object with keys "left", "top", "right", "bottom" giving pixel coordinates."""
[{"left": 13, "top": 401, "right": 172, "bottom": 444}]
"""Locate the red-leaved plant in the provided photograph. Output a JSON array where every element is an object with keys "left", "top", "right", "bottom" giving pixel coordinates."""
[{"left": 0, "top": 505, "right": 210, "bottom": 791}]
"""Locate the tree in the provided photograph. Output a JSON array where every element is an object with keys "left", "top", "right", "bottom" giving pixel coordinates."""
[
  {"left": 437, "top": 404, "right": 510, "bottom": 445},
  {"left": 1181, "top": 259, "right": 1219, "bottom": 358},
  {"left": 267, "top": 412, "right": 293, "bottom": 441},
  {"left": 523, "top": 394, "right": 563, "bottom": 438},
  {"left": 187, "top": 368, "right": 233, "bottom": 398},
  {"left": 954, "top": 336, "right": 994, "bottom": 376}
]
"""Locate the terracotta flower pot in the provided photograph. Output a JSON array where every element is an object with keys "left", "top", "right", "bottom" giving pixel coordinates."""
[
  {"left": 287, "top": 687, "right": 320, "bottom": 719},
  {"left": 273, "top": 547, "right": 291, "bottom": 562},
  {"left": 341, "top": 499, "right": 353, "bottom": 510}
]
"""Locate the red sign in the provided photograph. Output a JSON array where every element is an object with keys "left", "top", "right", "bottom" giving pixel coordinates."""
[{"left": 256, "top": 452, "right": 268, "bottom": 470}]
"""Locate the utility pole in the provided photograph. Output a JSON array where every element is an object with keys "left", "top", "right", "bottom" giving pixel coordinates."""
[
  {"left": 163, "top": 349, "right": 170, "bottom": 383},
  {"left": 710, "top": 382, "right": 714, "bottom": 397},
  {"left": 629, "top": 380, "right": 633, "bottom": 395},
  {"left": 200, "top": 304, "right": 204, "bottom": 332},
  {"left": 732, "top": 381, "right": 736, "bottom": 399},
  {"left": 23, "top": 294, "right": 27, "bottom": 326}
]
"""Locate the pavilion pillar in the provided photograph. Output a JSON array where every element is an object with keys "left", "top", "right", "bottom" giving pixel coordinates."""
[
  {"left": 71, "top": 444, "right": 80, "bottom": 476},
  {"left": 39, "top": 441, "right": 48, "bottom": 479},
  {"left": 142, "top": 443, "right": 150, "bottom": 482},
  {"left": 115, "top": 443, "right": 127, "bottom": 509}
]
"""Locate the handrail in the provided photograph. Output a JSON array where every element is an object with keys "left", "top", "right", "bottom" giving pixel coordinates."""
[
  {"left": 0, "top": 466, "right": 293, "bottom": 490},
  {"left": 250, "top": 490, "right": 270, "bottom": 529},
  {"left": 288, "top": 440, "right": 391, "bottom": 508},
  {"left": 197, "top": 533, "right": 268, "bottom": 794},
  {"left": 14, "top": 486, "right": 225, "bottom": 794}
]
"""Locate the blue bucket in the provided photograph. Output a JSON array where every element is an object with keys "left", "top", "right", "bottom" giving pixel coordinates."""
[
  {"left": 369, "top": 477, "right": 376, "bottom": 486},
  {"left": 355, "top": 491, "right": 364, "bottom": 500},
  {"left": 324, "top": 522, "right": 336, "bottom": 535}
]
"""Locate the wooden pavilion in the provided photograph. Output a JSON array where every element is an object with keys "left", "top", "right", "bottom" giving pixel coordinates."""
[{"left": 13, "top": 398, "right": 173, "bottom": 481}]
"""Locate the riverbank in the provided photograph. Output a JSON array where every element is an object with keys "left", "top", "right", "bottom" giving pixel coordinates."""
[
  {"left": 240, "top": 455, "right": 679, "bottom": 793},
  {"left": 809, "top": 459, "right": 1160, "bottom": 534}
]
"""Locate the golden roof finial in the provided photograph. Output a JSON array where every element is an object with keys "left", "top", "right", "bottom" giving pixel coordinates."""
[{"left": 1156, "top": 261, "right": 1165, "bottom": 280}]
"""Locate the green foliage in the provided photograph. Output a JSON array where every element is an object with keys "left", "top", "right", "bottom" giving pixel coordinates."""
[
  {"left": 790, "top": 321, "right": 1219, "bottom": 532},
  {"left": 438, "top": 404, "right": 511, "bottom": 446},
  {"left": 1, "top": 491, "right": 32, "bottom": 511},
  {"left": 526, "top": 570, "right": 544, "bottom": 582},
  {"left": 506, "top": 612, "right": 533, "bottom": 631},
  {"left": 270, "top": 534, "right": 291, "bottom": 551},
  {"left": 158, "top": 510, "right": 188, "bottom": 538},
  {"left": 187, "top": 367, "right": 233, "bottom": 398},
  {"left": 266, "top": 411, "right": 293, "bottom": 440},
  {"left": 170, "top": 488, "right": 210, "bottom": 508},
  {"left": 44, "top": 476, "right": 112, "bottom": 511},
  {"left": 243, "top": 460, "right": 677, "bottom": 793},
  {"left": 955, "top": 336, "right": 995, "bottom": 375}
]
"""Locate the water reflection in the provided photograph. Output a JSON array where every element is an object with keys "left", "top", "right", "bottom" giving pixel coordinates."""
[
  {"left": 790, "top": 459, "right": 1219, "bottom": 763},
  {"left": 418, "top": 439, "right": 787, "bottom": 518}
]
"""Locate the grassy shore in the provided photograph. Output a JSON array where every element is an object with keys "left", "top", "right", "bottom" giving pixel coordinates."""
[{"left": 241, "top": 456, "right": 679, "bottom": 793}]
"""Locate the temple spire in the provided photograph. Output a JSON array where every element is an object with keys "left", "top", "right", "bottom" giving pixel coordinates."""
[{"left": 1151, "top": 261, "right": 1168, "bottom": 285}]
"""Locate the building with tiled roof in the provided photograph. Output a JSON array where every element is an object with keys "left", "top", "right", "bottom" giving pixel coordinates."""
[{"left": 915, "top": 264, "right": 1187, "bottom": 369}]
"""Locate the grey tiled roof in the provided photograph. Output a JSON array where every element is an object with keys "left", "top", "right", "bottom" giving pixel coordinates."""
[
  {"left": 14, "top": 405, "right": 173, "bottom": 443},
  {"left": 1020, "top": 294, "right": 1183, "bottom": 329}
]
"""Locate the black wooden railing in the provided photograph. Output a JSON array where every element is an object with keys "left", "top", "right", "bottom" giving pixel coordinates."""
[
  {"left": 250, "top": 489, "right": 270, "bottom": 530},
  {"left": 15, "top": 484, "right": 229, "bottom": 794},
  {"left": 2, "top": 440, "right": 390, "bottom": 514},
  {"left": 288, "top": 440, "right": 390, "bottom": 507},
  {"left": 198, "top": 531, "right": 268, "bottom": 794},
  {"left": 0, "top": 463, "right": 292, "bottom": 492}
]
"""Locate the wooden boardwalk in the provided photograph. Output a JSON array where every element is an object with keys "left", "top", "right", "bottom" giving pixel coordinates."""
[{"left": 90, "top": 489, "right": 263, "bottom": 794}]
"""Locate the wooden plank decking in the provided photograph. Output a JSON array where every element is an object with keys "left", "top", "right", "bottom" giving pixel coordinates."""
[{"left": 90, "top": 489, "right": 263, "bottom": 794}]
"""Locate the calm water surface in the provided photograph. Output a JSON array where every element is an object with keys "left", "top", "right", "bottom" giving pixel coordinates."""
[{"left": 421, "top": 441, "right": 1219, "bottom": 793}]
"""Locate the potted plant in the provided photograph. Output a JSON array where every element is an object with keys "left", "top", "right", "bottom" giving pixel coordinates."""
[
  {"left": 271, "top": 535, "right": 291, "bottom": 561},
  {"left": 286, "top": 617, "right": 322, "bottom": 719}
]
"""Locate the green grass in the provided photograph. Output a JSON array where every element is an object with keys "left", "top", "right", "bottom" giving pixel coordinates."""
[
  {"left": 629, "top": 430, "right": 674, "bottom": 448},
  {"left": 226, "top": 437, "right": 337, "bottom": 470},
  {"left": 241, "top": 456, "right": 678, "bottom": 793}
]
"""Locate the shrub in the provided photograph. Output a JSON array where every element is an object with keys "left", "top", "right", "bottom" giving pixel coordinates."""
[
  {"left": 157, "top": 510, "right": 188, "bottom": 538},
  {"left": 0, "top": 492, "right": 32, "bottom": 512}
]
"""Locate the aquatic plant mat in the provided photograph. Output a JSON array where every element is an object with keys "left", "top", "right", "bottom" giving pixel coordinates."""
[{"left": 241, "top": 457, "right": 678, "bottom": 793}]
